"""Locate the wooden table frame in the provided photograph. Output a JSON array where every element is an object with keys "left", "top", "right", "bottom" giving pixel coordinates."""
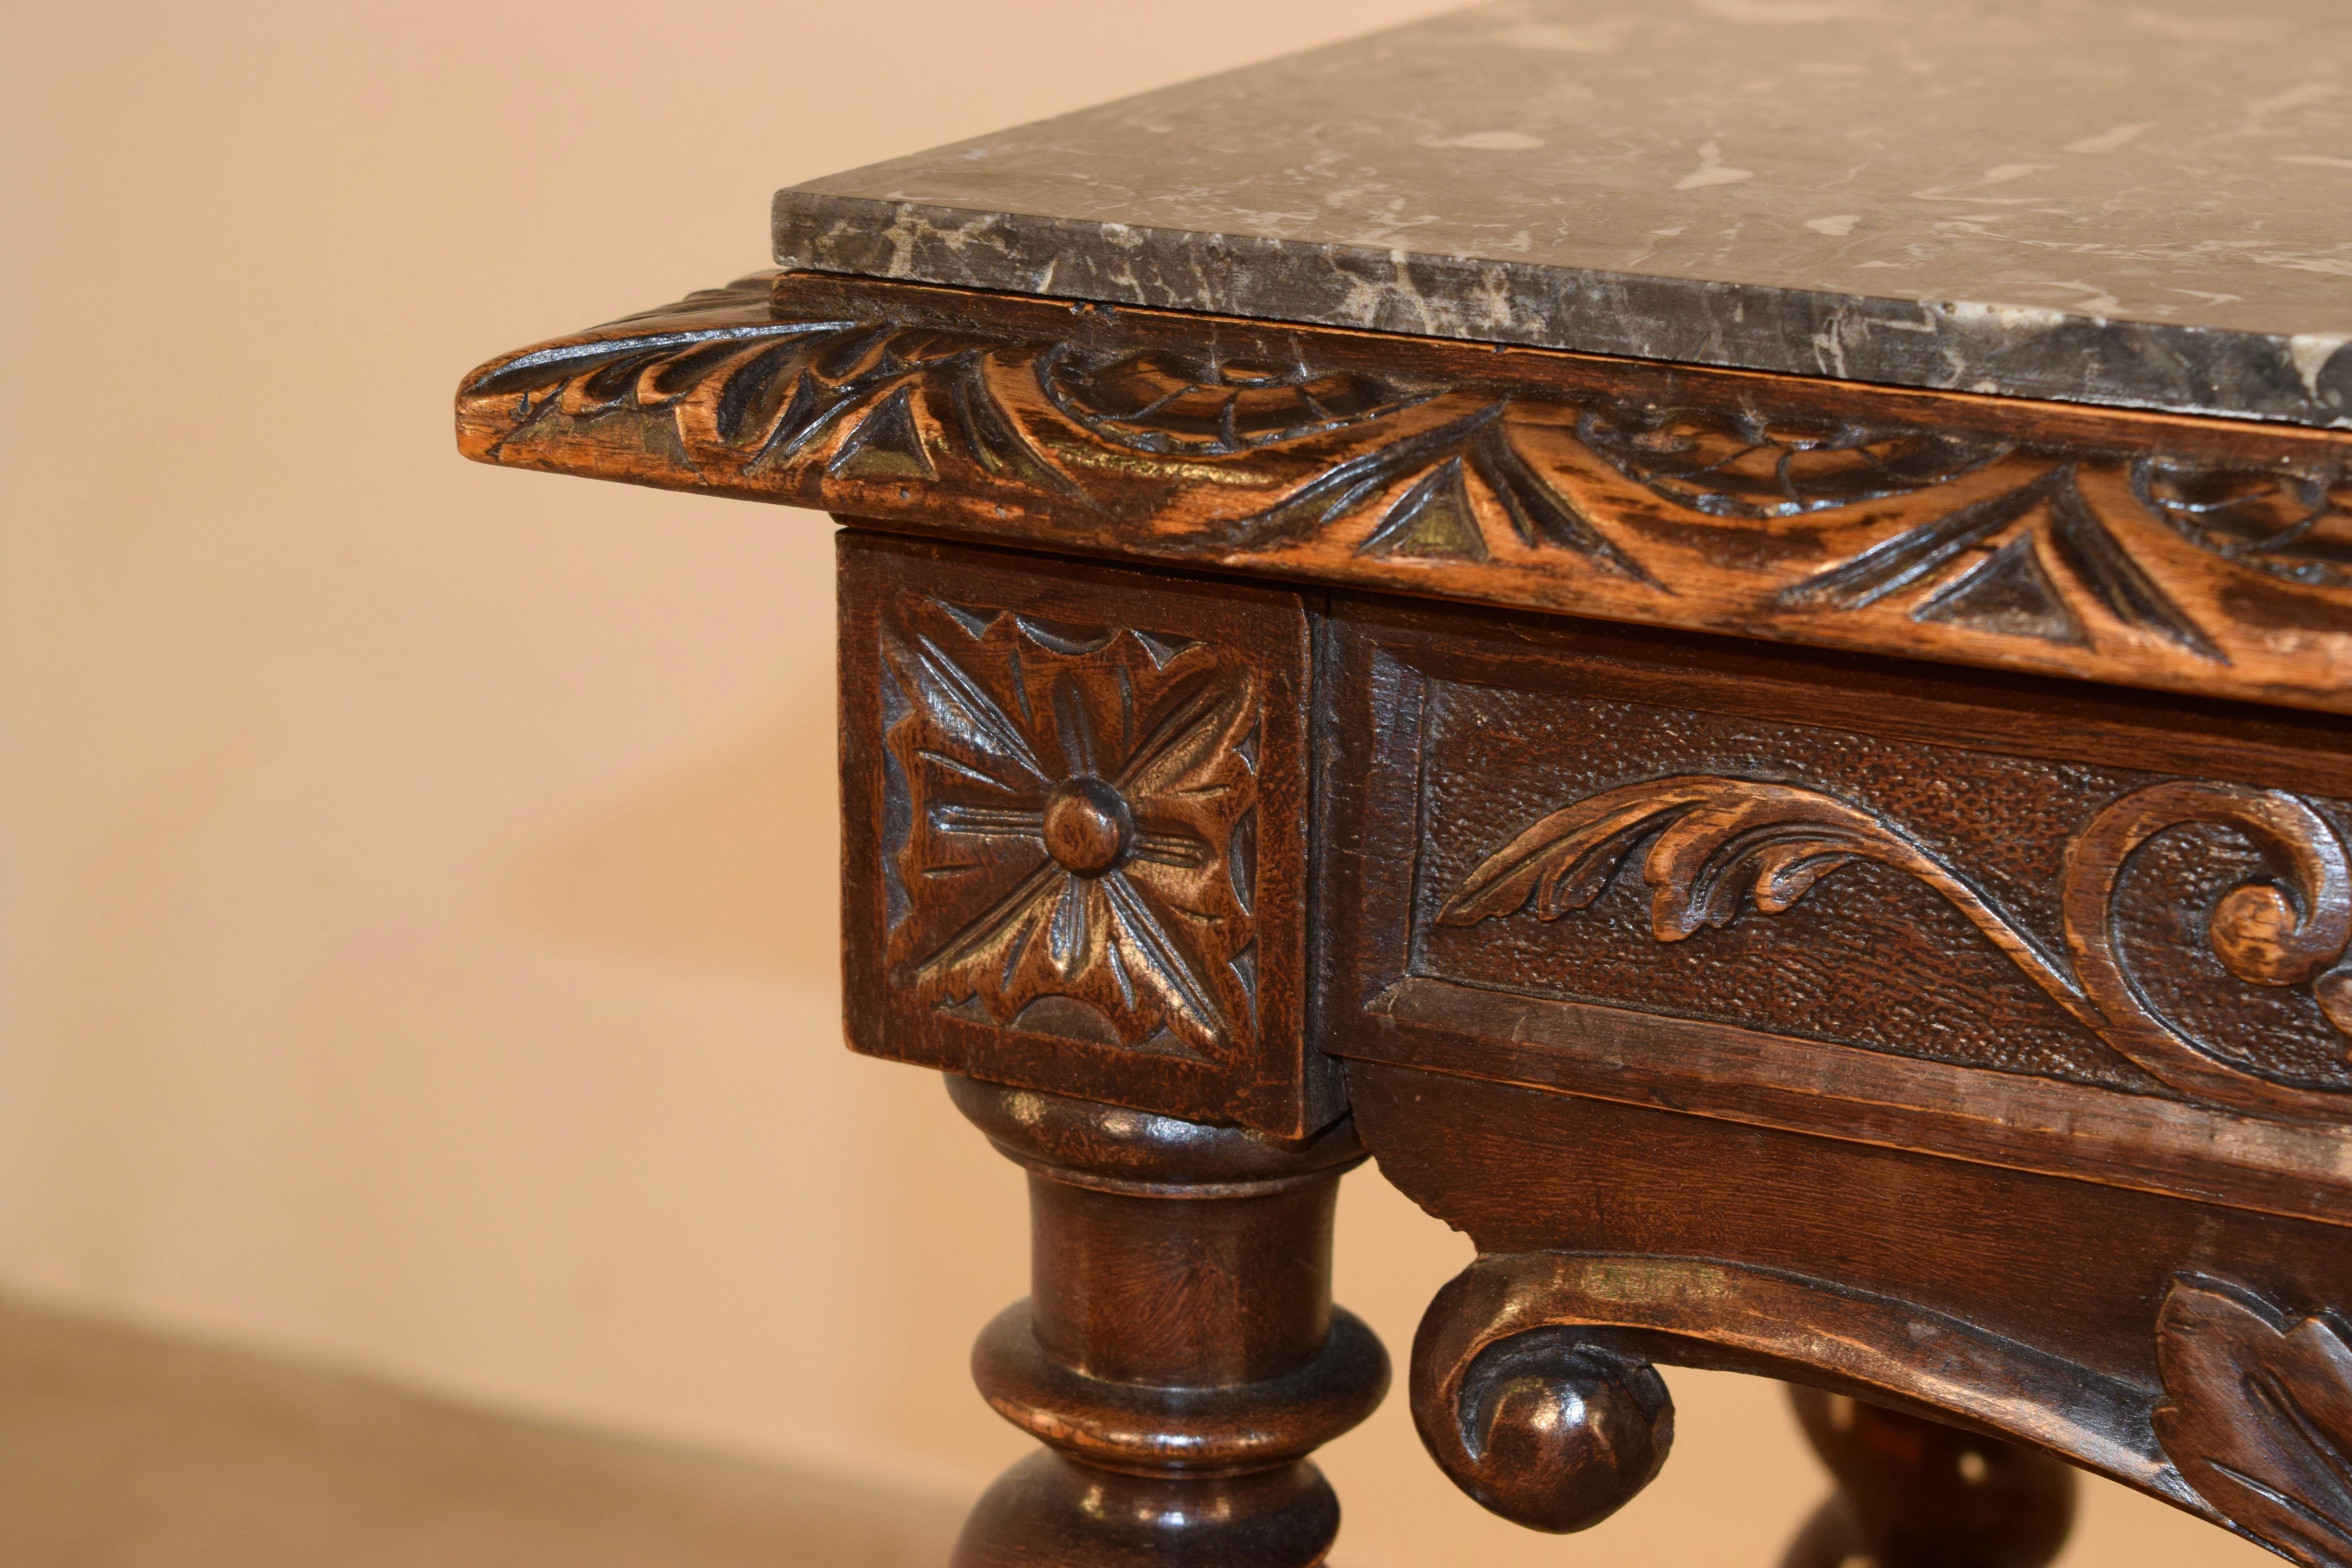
[{"left": 461, "top": 272, "right": 2352, "bottom": 1568}]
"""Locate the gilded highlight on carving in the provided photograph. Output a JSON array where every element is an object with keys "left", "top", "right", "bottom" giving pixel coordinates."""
[
  {"left": 456, "top": 272, "right": 2352, "bottom": 714},
  {"left": 878, "top": 596, "right": 1263, "bottom": 1060},
  {"left": 1438, "top": 774, "right": 2352, "bottom": 1124}
]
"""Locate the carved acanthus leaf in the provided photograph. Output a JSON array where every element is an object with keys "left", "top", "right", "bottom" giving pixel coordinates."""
[
  {"left": 1780, "top": 465, "right": 2221, "bottom": 657},
  {"left": 1439, "top": 775, "right": 2352, "bottom": 1123},
  {"left": 1221, "top": 402, "right": 1660, "bottom": 581},
  {"left": 1038, "top": 347, "right": 1425, "bottom": 455},
  {"left": 2155, "top": 1277, "right": 2352, "bottom": 1568},
  {"left": 2137, "top": 458, "right": 2352, "bottom": 589},
  {"left": 468, "top": 279, "right": 1078, "bottom": 497}
]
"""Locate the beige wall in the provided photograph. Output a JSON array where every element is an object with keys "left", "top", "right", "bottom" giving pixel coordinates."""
[{"left": 0, "top": 3, "right": 2274, "bottom": 1563}]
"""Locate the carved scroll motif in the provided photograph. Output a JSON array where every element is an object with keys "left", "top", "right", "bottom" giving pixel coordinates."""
[
  {"left": 1438, "top": 776, "right": 2352, "bottom": 1123},
  {"left": 456, "top": 274, "right": 2352, "bottom": 716},
  {"left": 880, "top": 597, "right": 1264, "bottom": 1060}
]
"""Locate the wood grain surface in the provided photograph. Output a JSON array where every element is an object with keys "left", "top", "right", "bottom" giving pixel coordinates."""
[
  {"left": 1780, "top": 1386, "right": 2078, "bottom": 1568},
  {"left": 452, "top": 281, "right": 2352, "bottom": 1564}
]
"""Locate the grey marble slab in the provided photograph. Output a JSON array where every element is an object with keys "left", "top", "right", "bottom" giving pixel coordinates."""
[{"left": 776, "top": 0, "right": 2352, "bottom": 429}]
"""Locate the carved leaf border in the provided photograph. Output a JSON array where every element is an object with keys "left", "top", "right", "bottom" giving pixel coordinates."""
[{"left": 459, "top": 280, "right": 2352, "bottom": 666}]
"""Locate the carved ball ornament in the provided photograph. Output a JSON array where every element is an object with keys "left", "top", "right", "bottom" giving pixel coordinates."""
[
  {"left": 1040, "top": 777, "right": 1134, "bottom": 878},
  {"left": 1440, "top": 1332, "right": 1673, "bottom": 1534}
]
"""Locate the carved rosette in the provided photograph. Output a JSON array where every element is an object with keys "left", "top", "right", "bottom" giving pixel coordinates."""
[
  {"left": 1439, "top": 774, "right": 2352, "bottom": 1123},
  {"left": 837, "top": 534, "right": 1320, "bottom": 1134},
  {"left": 458, "top": 272, "right": 2352, "bottom": 716},
  {"left": 880, "top": 598, "right": 1263, "bottom": 1060}
]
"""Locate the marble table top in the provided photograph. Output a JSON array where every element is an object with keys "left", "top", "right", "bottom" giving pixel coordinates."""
[{"left": 775, "top": 0, "right": 2352, "bottom": 429}]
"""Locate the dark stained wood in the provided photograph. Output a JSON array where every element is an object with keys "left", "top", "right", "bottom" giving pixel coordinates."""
[
  {"left": 1430, "top": 771, "right": 2352, "bottom": 1122},
  {"left": 1361, "top": 980, "right": 2352, "bottom": 1227},
  {"left": 1781, "top": 1388, "right": 2078, "bottom": 1568},
  {"left": 836, "top": 530, "right": 1333, "bottom": 1136},
  {"left": 823, "top": 533, "right": 2352, "bottom": 1564},
  {"left": 1410, "top": 1314, "right": 1673, "bottom": 1535},
  {"left": 828, "top": 534, "right": 2352, "bottom": 1563},
  {"left": 1317, "top": 592, "right": 2352, "bottom": 1131},
  {"left": 946, "top": 1076, "right": 1386, "bottom": 1568},
  {"left": 1355, "top": 1058, "right": 2352, "bottom": 1562},
  {"left": 1304, "top": 569, "right": 2352, "bottom": 1565},
  {"left": 456, "top": 271, "right": 2352, "bottom": 716},
  {"left": 2154, "top": 1279, "right": 2352, "bottom": 1568},
  {"left": 457, "top": 251, "right": 2352, "bottom": 1567}
]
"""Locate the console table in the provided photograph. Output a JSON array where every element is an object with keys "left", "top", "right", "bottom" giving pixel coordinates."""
[{"left": 456, "top": 4, "right": 2352, "bottom": 1563}]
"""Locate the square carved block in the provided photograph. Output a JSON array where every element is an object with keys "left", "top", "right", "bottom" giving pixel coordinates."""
[{"left": 837, "top": 529, "right": 1332, "bottom": 1135}]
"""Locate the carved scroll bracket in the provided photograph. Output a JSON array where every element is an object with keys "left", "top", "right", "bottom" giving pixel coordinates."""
[
  {"left": 1409, "top": 1252, "right": 2190, "bottom": 1532},
  {"left": 1412, "top": 1254, "right": 2352, "bottom": 1567}
]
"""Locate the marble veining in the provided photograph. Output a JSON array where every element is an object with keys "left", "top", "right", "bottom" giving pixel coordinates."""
[{"left": 775, "top": 0, "right": 2352, "bottom": 429}]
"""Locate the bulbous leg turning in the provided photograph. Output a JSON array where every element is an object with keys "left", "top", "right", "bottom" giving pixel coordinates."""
[
  {"left": 1782, "top": 1386, "right": 2078, "bottom": 1568},
  {"left": 945, "top": 1076, "right": 1388, "bottom": 1568}
]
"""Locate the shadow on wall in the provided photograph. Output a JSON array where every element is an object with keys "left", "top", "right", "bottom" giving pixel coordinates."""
[{"left": 511, "top": 678, "right": 840, "bottom": 987}]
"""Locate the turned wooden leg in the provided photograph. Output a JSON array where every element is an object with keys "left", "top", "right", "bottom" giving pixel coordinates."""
[
  {"left": 1782, "top": 1386, "right": 2078, "bottom": 1568},
  {"left": 946, "top": 1076, "right": 1388, "bottom": 1568}
]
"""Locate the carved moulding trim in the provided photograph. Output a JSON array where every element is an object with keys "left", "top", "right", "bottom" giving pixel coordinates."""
[
  {"left": 1360, "top": 979, "right": 2352, "bottom": 1227},
  {"left": 1411, "top": 1251, "right": 2197, "bottom": 1527},
  {"left": 455, "top": 272, "right": 2352, "bottom": 717},
  {"left": 1414, "top": 1254, "right": 2352, "bottom": 1565},
  {"left": 1439, "top": 775, "right": 2352, "bottom": 1125}
]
